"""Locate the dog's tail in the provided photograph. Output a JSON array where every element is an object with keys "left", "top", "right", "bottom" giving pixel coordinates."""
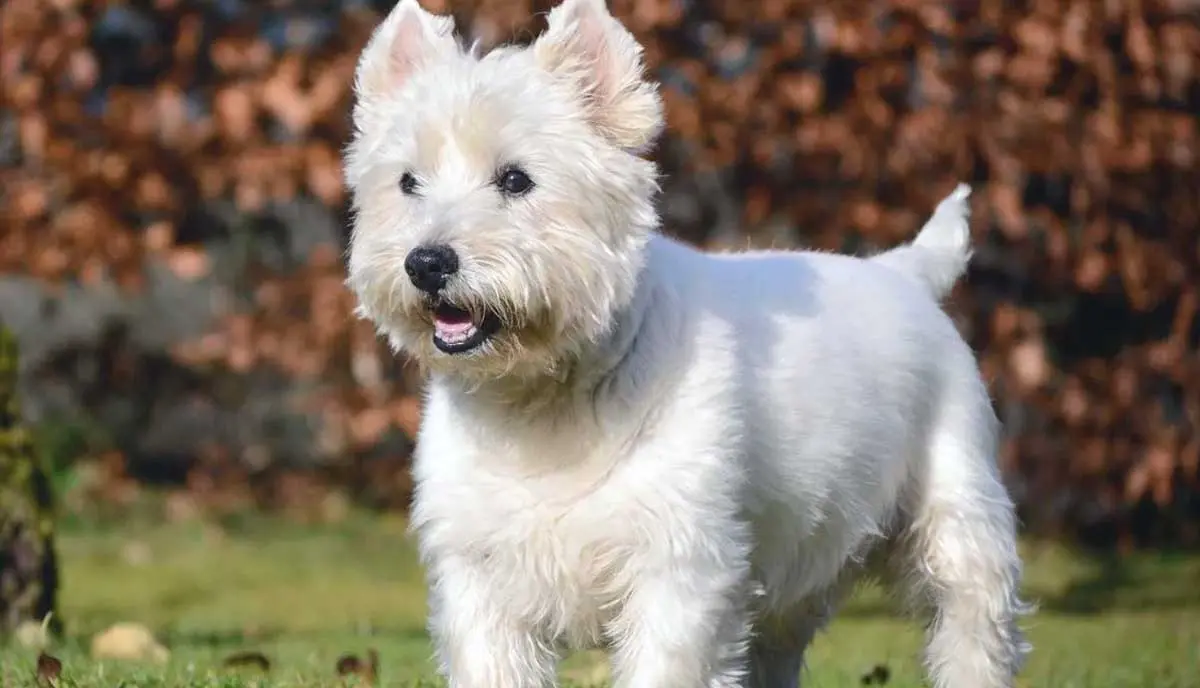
[{"left": 870, "top": 183, "right": 973, "bottom": 301}]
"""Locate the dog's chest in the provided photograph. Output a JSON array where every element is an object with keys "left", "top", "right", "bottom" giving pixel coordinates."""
[{"left": 417, "top": 448, "right": 646, "bottom": 645}]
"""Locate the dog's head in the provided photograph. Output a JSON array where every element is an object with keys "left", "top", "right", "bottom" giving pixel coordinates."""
[{"left": 344, "top": 0, "right": 663, "bottom": 382}]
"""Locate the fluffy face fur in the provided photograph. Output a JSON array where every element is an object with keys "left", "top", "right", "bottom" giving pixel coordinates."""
[
  {"left": 345, "top": 0, "right": 664, "bottom": 383},
  {"left": 345, "top": 1, "right": 1031, "bottom": 687}
]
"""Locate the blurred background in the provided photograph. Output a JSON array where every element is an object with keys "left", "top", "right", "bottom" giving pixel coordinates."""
[{"left": 1, "top": 0, "right": 1199, "bottom": 682}]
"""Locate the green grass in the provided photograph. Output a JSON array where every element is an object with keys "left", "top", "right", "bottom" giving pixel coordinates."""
[{"left": 2, "top": 511, "right": 1199, "bottom": 687}]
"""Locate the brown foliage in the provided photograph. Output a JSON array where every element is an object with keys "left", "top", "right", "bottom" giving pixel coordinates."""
[{"left": 1, "top": 0, "right": 1197, "bottom": 548}]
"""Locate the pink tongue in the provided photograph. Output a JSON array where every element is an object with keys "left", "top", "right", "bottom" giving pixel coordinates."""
[{"left": 435, "top": 318, "right": 476, "bottom": 342}]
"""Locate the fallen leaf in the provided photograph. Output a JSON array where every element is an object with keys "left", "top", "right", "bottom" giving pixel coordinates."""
[
  {"left": 223, "top": 650, "right": 271, "bottom": 672},
  {"left": 35, "top": 652, "right": 62, "bottom": 686},
  {"left": 861, "top": 662, "right": 891, "bottom": 684},
  {"left": 335, "top": 648, "right": 379, "bottom": 685}
]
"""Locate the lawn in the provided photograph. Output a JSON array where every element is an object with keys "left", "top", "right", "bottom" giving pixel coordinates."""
[{"left": 2, "top": 509, "right": 1198, "bottom": 687}]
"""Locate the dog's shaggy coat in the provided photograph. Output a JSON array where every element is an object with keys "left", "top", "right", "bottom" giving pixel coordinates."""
[{"left": 344, "top": 0, "right": 1032, "bottom": 686}]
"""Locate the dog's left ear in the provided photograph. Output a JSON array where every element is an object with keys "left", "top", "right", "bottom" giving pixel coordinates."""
[{"left": 533, "top": 0, "right": 664, "bottom": 153}]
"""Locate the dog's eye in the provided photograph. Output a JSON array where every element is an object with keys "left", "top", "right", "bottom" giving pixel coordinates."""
[
  {"left": 497, "top": 167, "right": 534, "bottom": 196},
  {"left": 399, "top": 172, "right": 419, "bottom": 195}
]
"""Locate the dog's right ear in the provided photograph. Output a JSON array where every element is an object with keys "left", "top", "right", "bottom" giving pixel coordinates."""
[{"left": 354, "top": 0, "right": 458, "bottom": 104}]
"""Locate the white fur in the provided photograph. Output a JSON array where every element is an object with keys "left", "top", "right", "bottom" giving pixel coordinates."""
[{"left": 344, "top": 1, "right": 1031, "bottom": 686}]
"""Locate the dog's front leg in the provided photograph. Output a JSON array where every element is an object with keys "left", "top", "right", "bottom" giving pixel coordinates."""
[
  {"left": 428, "top": 559, "right": 559, "bottom": 688},
  {"left": 606, "top": 547, "right": 753, "bottom": 688}
]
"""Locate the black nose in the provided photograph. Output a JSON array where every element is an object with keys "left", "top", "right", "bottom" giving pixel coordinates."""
[{"left": 404, "top": 244, "right": 459, "bottom": 293}]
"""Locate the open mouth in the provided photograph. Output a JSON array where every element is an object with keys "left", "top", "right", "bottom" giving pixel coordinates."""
[{"left": 431, "top": 303, "right": 501, "bottom": 354}]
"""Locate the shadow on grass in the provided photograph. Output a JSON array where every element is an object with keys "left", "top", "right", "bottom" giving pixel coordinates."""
[
  {"left": 803, "top": 546, "right": 1200, "bottom": 621},
  {"left": 1036, "top": 550, "right": 1200, "bottom": 615}
]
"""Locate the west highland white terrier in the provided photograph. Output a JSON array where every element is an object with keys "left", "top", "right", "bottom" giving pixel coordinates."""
[{"left": 343, "top": 0, "right": 1031, "bottom": 686}]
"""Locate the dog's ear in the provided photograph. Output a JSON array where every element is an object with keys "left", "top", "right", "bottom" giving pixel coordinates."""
[
  {"left": 354, "top": 0, "right": 458, "bottom": 104},
  {"left": 533, "top": 0, "right": 664, "bottom": 153}
]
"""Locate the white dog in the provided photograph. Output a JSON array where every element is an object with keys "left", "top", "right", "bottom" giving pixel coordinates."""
[{"left": 343, "top": 0, "right": 1031, "bottom": 686}]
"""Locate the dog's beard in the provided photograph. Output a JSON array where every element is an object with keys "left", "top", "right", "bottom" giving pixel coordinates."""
[
  {"left": 348, "top": 235, "right": 644, "bottom": 386},
  {"left": 352, "top": 275, "right": 587, "bottom": 383}
]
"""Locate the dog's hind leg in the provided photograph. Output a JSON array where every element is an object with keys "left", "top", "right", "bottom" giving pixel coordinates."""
[
  {"left": 745, "top": 589, "right": 841, "bottom": 688},
  {"left": 745, "top": 640, "right": 803, "bottom": 688},
  {"left": 900, "top": 374, "right": 1032, "bottom": 688}
]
